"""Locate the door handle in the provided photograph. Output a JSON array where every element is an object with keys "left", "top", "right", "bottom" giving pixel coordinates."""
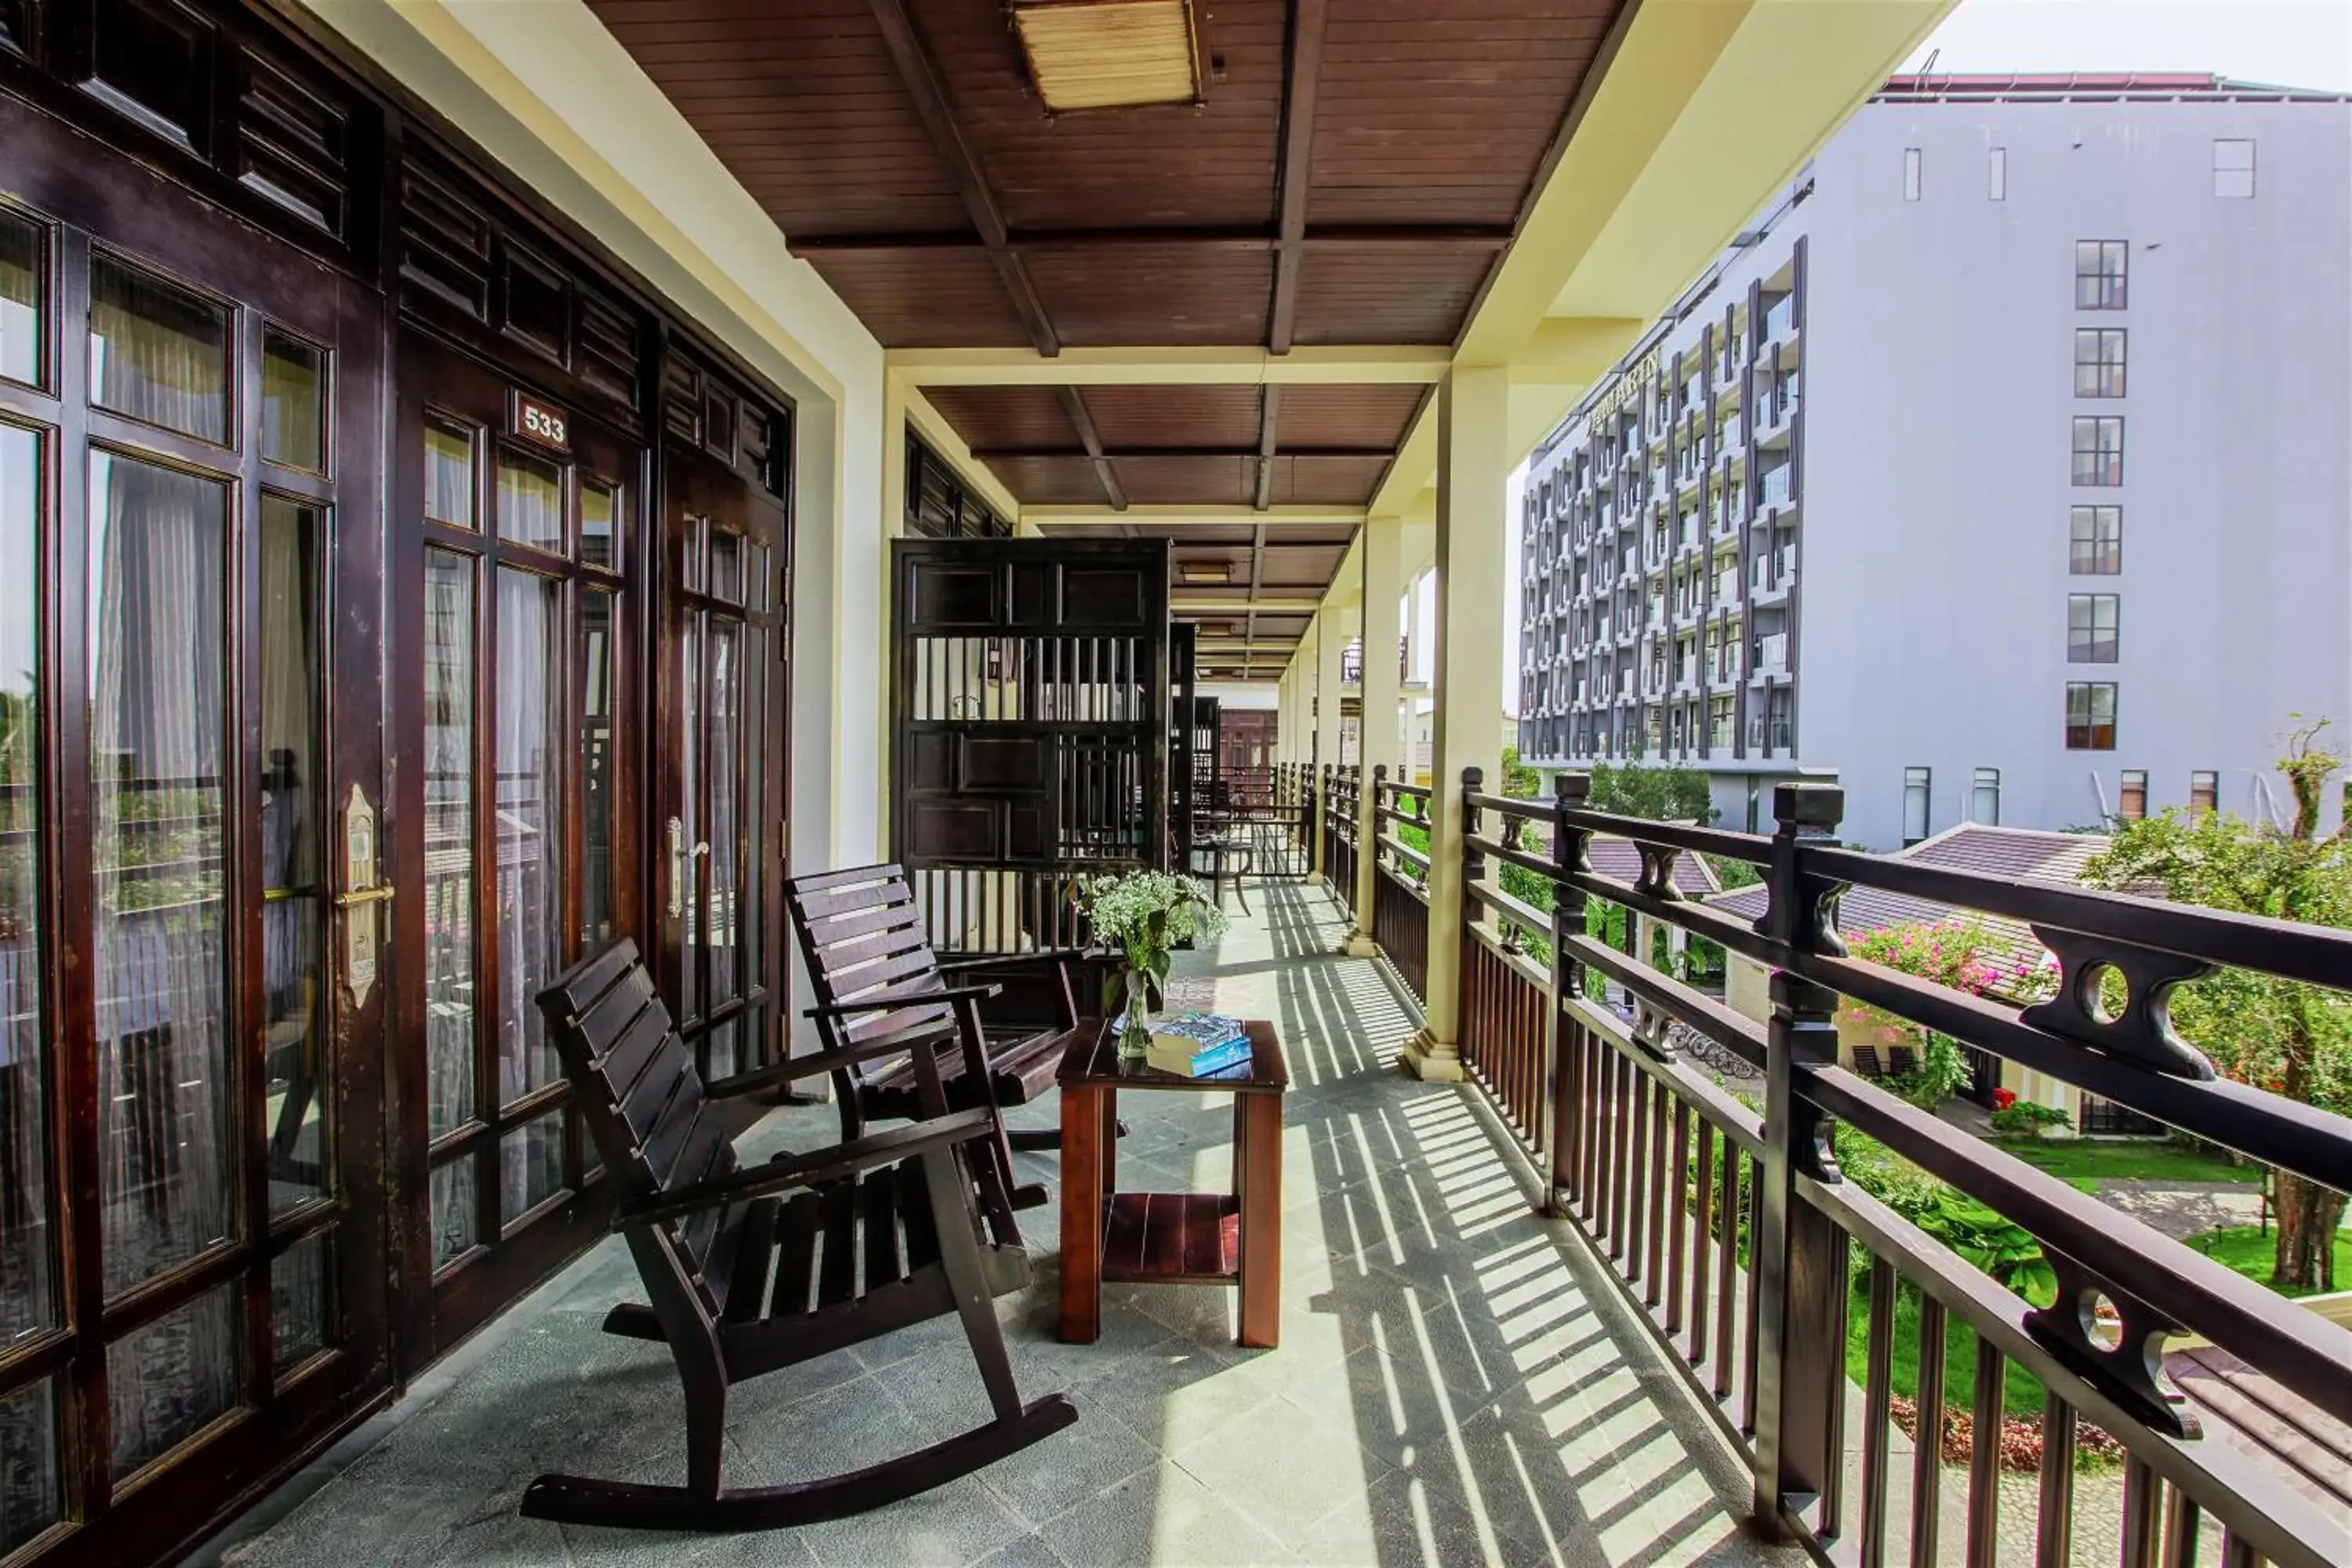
[{"left": 669, "top": 820, "right": 713, "bottom": 919}]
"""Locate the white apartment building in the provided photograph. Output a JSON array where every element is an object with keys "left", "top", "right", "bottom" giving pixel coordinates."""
[{"left": 1515, "top": 74, "right": 2352, "bottom": 850}]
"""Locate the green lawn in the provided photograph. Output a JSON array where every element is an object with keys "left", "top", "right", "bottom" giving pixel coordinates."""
[
  {"left": 2183, "top": 1224, "right": 2352, "bottom": 1298},
  {"left": 1988, "top": 1138, "right": 2256, "bottom": 1188}
]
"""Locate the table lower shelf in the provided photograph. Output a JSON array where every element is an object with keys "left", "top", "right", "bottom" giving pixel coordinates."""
[{"left": 1098, "top": 1192, "right": 1240, "bottom": 1287}]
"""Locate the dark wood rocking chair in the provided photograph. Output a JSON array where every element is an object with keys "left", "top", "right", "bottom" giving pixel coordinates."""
[
  {"left": 787, "top": 863, "right": 1102, "bottom": 1213},
  {"left": 524, "top": 938, "right": 1076, "bottom": 1532}
]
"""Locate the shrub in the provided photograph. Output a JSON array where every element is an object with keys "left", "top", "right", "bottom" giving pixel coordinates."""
[{"left": 1988, "top": 1100, "right": 2074, "bottom": 1138}]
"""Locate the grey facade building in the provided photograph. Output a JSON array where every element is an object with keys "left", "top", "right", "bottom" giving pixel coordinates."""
[{"left": 1516, "top": 74, "right": 2352, "bottom": 850}]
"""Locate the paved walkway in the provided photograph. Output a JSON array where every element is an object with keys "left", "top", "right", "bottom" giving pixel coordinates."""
[{"left": 205, "top": 880, "right": 1792, "bottom": 1568}]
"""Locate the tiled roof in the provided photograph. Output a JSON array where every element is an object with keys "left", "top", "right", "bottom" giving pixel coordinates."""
[{"left": 1707, "top": 825, "right": 2109, "bottom": 994}]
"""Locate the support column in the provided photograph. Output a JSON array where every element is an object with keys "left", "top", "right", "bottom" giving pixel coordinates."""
[
  {"left": 1400, "top": 566, "right": 1427, "bottom": 781},
  {"left": 1355, "top": 521, "right": 1402, "bottom": 949},
  {"left": 1404, "top": 365, "right": 1510, "bottom": 1083},
  {"left": 1314, "top": 606, "right": 1351, "bottom": 879},
  {"left": 1351, "top": 516, "right": 1403, "bottom": 955}
]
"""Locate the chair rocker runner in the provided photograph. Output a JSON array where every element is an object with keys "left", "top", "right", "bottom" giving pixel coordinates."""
[
  {"left": 524, "top": 938, "right": 1076, "bottom": 1532},
  {"left": 787, "top": 863, "right": 1100, "bottom": 1212}
]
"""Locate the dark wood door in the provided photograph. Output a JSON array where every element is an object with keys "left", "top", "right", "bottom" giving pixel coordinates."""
[
  {"left": 0, "top": 105, "right": 390, "bottom": 1565},
  {"left": 654, "top": 438, "right": 788, "bottom": 1094},
  {"left": 891, "top": 539, "right": 1170, "bottom": 953},
  {"left": 389, "top": 332, "right": 643, "bottom": 1365}
]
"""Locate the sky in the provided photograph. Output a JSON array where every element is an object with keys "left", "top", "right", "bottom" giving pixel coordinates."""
[{"left": 1497, "top": 0, "right": 2352, "bottom": 714}]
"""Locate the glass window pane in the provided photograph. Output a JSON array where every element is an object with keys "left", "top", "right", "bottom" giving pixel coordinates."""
[
  {"left": 580, "top": 587, "right": 615, "bottom": 946},
  {"left": 580, "top": 479, "right": 618, "bottom": 571},
  {"left": 423, "top": 550, "right": 475, "bottom": 1142},
  {"left": 706, "top": 622, "right": 740, "bottom": 1007},
  {"left": 89, "top": 452, "right": 231, "bottom": 1294},
  {"left": 429, "top": 1158, "right": 476, "bottom": 1272},
  {"left": 261, "top": 497, "right": 327, "bottom": 1214},
  {"left": 270, "top": 1230, "right": 332, "bottom": 1376},
  {"left": 0, "top": 425, "right": 49, "bottom": 1346},
  {"left": 708, "top": 528, "right": 742, "bottom": 604},
  {"left": 496, "top": 446, "right": 563, "bottom": 553},
  {"left": 501, "top": 1112, "right": 565, "bottom": 1225},
  {"left": 89, "top": 253, "right": 230, "bottom": 445},
  {"left": 423, "top": 416, "right": 474, "bottom": 530},
  {"left": 0, "top": 211, "right": 41, "bottom": 388},
  {"left": 109, "top": 1283, "right": 238, "bottom": 1477},
  {"left": 677, "top": 613, "right": 701, "bottom": 1023},
  {"left": 0, "top": 1380, "right": 60, "bottom": 1555},
  {"left": 260, "top": 330, "right": 326, "bottom": 472},
  {"left": 495, "top": 569, "right": 562, "bottom": 1107}
]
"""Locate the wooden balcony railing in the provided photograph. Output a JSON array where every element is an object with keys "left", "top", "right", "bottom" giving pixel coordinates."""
[
  {"left": 1318, "top": 764, "right": 1360, "bottom": 922},
  {"left": 1370, "top": 767, "right": 1431, "bottom": 1005},
  {"left": 1432, "top": 768, "right": 2352, "bottom": 1567}
]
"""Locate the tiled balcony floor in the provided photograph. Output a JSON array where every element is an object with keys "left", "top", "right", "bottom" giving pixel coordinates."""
[{"left": 209, "top": 881, "right": 1795, "bottom": 1568}]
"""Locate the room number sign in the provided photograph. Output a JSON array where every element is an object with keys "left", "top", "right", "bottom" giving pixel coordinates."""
[{"left": 513, "top": 390, "right": 572, "bottom": 453}]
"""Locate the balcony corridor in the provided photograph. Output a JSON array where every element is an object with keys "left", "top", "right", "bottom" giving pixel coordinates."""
[{"left": 209, "top": 881, "right": 1789, "bottom": 1568}]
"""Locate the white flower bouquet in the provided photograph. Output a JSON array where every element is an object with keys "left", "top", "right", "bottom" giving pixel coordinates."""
[{"left": 1073, "top": 869, "right": 1227, "bottom": 1056}]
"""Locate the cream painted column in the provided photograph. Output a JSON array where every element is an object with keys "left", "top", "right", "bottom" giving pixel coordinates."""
[
  {"left": 1404, "top": 365, "right": 1512, "bottom": 1081},
  {"left": 1314, "top": 605, "right": 1353, "bottom": 880},
  {"left": 1400, "top": 568, "right": 1426, "bottom": 781},
  {"left": 1350, "top": 517, "right": 1403, "bottom": 955}
]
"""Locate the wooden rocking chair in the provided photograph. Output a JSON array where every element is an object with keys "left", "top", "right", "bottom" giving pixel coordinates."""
[
  {"left": 524, "top": 938, "right": 1076, "bottom": 1532},
  {"left": 787, "top": 864, "right": 1099, "bottom": 1212}
]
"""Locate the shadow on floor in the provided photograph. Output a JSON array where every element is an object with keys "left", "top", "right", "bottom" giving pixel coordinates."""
[{"left": 208, "top": 880, "right": 1794, "bottom": 1568}]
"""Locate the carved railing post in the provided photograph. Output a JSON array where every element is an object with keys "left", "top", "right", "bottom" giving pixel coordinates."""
[
  {"left": 1547, "top": 771, "right": 1592, "bottom": 1215},
  {"left": 1752, "top": 782, "right": 1848, "bottom": 1535}
]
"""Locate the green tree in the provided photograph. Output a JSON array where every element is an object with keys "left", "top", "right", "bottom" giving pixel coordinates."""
[
  {"left": 2081, "top": 718, "right": 2352, "bottom": 1292},
  {"left": 1498, "top": 743, "right": 1541, "bottom": 800},
  {"left": 1584, "top": 762, "right": 1717, "bottom": 822}
]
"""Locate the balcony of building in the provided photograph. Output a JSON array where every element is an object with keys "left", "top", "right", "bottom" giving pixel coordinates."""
[{"left": 18, "top": 3, "right": 2351, "bottom": 1568}]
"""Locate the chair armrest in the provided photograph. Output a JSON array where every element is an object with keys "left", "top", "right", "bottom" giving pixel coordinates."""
[
  {"left": 802, "top": 982, "right": 1000, "bottom": 1020},
  {"left": 701, "top": 1058, "right": 813, "bottom": 1100},
  {"left": 935, "top": 948, "right": 1092, "bottom": 973},
  {"left": 763, "top": 1018, "right": 964, "bottom": 1085},
  {"left": 612, "top": 1109, "right": 996, "bottom": 1229}
]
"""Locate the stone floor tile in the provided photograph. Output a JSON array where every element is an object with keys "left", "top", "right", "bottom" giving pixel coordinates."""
[{"left": 1033, "top": 1462, "right": 1304, "bottom": 1568}]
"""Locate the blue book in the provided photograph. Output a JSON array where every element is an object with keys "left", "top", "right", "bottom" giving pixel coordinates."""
[{"left": 1145, "top": 1033, "right": 1254, "bottom": 1077}]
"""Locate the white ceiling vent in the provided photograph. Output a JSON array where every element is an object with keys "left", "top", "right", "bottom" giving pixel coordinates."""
[{"left": 1011, "top": 0, "right": 1203, "bottom": 113}]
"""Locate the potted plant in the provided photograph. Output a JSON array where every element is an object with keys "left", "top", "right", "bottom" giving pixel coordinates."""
[{"left": 1073, "top": 869, "right": 1228, "bottom": 1060}]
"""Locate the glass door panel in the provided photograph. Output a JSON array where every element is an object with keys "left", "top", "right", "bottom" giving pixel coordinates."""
[
  {"left": 88, "top": 450, "right": 232, "bottom": 1296},
  {"left": 396, "top": 334, "right": 638, "bottom": 1361},
  {"left": 0, "top": 422, "right": 50, "bottom": 1359}
]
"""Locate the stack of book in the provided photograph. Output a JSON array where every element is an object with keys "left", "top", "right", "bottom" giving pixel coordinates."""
[{"left": 1144, "top": 1013, "right": 1252, "bottom": 1076}]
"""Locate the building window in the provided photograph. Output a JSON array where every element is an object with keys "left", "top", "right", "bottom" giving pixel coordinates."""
[
  {"left": 2066, "top": 682, "right": 2118, "bottom": 750},
  {"left": 2068, "top": 593, "right": 2120, "bottom": 662},
  {"left": 1971, "top": 768, "right": 2001, "bottom": 826},
  {"left": 2071, "top": 416, "right": 2124, "bottom": 486},
  {"left": 2213, "top": 139, "right": 2256, "bottom": 198},
  {"left": 2074, "top": 240, "right": 2128, "bottom": 309},
  {"left": 2074, "top": 328, "right": 2126, "bottom": 398},
  {"left": 1987, "top": 147, "right": 2006, "bottom": 201},
  {"left": 1904, "top": 147, "right": 1922, "bottom": 201},
  {"left": 2118, "top": 769, "right": 2147, "bottom": 821},
  {"left": 2070, "top": 505, "right": 2122, "bottom": 574},
  {"left": 1903, "top": 766, "right": 1930, "bottom": 844},
  {"left": 2190, "top": 770, "right": 2219, "bottom": 814}
]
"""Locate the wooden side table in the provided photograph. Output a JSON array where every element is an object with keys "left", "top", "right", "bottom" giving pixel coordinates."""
[{"left": 1056, "top": 1018, "right": 1288, "bottom": 1348}]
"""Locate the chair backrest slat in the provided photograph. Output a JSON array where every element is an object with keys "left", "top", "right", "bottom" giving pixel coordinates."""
[
  {"left": 535, "top": 938, "right": 745, "bottom": 1316},
  {"left": 789, "top": 864, "right": 961, "bottom": 1087}
]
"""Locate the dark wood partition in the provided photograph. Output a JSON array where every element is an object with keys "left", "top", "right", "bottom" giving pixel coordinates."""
[{"left": 891, "top": 539, "right": 1171, "bottom": 953}]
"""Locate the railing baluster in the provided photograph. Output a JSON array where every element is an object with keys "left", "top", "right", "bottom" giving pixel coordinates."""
[
  {"left": 2163, "top": 1485, "right": 2202, "bottom": 1568},
  {"left": 1664, "top": 1100, "right": 1690, "bottom": 1335},
  {"left": 1625, "top": 1067, "right": 1650, "bottom": 1273},
  {"left": 1688, "top": 1119, "right": 1715, "bottom": 1368},
  {"left": 1644, "top": 1080, "right": 1669, "bottom": 1307},
  {"left": 1911, "top": 1294, "right": 1947, "bottom": 1568},
  {"left": 1965, "top": 1336, "right": 2005, "bottom": 1568},
  {"left": 2034, "top": 1397, "right": 2078, "bottom": 1567},
  {"left": 1859, "top": 1256, "right": 1895, "bottom": 1568},
  {"left": 2121, "top": 1459, "right": 2163, "bottom": 1568},
  {"left": 1713, "top": 1141, "right": 1738, "bottom": 1399}
]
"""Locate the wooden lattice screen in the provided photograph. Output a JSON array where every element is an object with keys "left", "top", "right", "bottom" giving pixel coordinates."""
[{"left": 890, "top": 538, "right": 1172, "bottom": 952}]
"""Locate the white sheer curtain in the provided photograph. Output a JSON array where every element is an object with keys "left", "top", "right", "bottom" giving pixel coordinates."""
[
  {"left": 421, "top": 549, "right": 476, "bottom": 1270},
  {"left": 493, "top": 568, "right": 562, "bottom": 1219},
  {"left": 89, "top": 258, "right": 227, "bottom": 445}
]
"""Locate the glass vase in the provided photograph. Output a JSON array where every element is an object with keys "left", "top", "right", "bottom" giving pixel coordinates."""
[{"left": 1115, "top": 966, "right": 1152, "bottom": 1062}]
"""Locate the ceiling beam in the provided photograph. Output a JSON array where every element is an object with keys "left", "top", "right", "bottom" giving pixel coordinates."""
[
  {"left": 1269, "top": 0, "right": 1330, "bottom": 355},
  {"left": 889, "top": 346, "right": 1450, "bottom": 387},
  {"left": 1173, "top": 595, "right": 1322, "bottom": 612},
  {"left": 1252, "top": 386, "right": 1282, "bottom": 510},
  {"left": 790, "top": 224, "right": 1512, "bottom": 254},
  {"left": 1024, "top": 504, "right": 1364, "bottom": 525},
  {"left": 865, "top": 0, "right": 1060, "bottom": 358},
  {"left": 969, "top": 442, "right": 1385, "bottom": 463},
  {"left": 1245, "top": 521, "right": 1267, "bottom": 671},
  {"left": 1053, "top": 386, "right": 1128, "bottom": 510}
]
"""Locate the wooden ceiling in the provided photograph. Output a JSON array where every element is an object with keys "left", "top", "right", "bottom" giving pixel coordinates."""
[{"left": 591, "top": 0, "right": 1625, "bottom": 671}]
